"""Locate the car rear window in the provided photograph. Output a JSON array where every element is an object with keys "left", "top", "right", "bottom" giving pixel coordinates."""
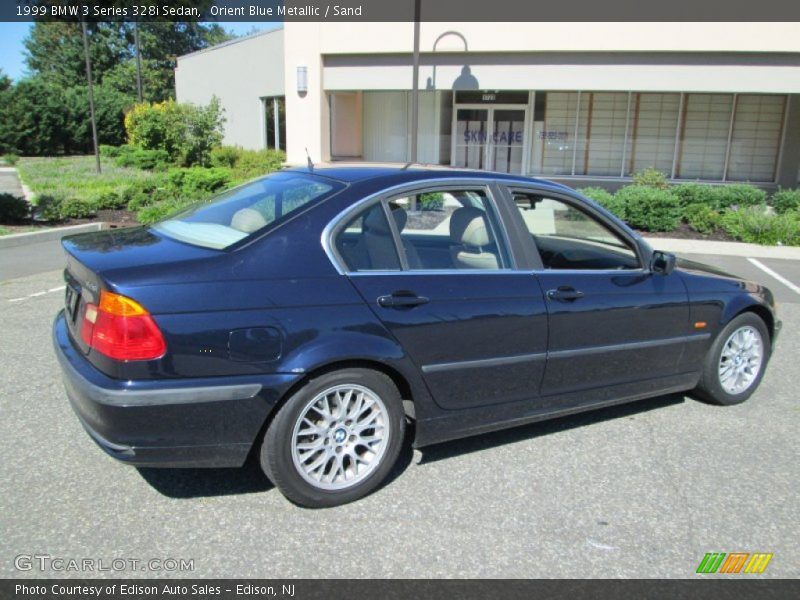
[{"left": 152, "top": 172, "right": 343, "bottom": 250}]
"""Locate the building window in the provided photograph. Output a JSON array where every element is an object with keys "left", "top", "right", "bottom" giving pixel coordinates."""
[
  {"left": 574, "top": 92, "right": 630, "bottom": 177},
  {"left": 726, "top": 94, "right": 786, "bottom": 182},
  {"left": 363, "top": 91, "right": 409, "bottom": 163},
  {"left": 625, "top": 93, "right": 680, "bottom": 176},
  {"left": 539, "top": 92, "right": 581, "bottom": 175},
  {"left": 263, "top": 97, "right": 286, "bottom": 151},
  {"left": 676, "top": 94, "right": 734, "bottom": 180}
]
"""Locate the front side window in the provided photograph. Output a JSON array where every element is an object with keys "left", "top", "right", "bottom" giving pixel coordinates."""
[
  {"left": 153, "top": 172, "right": 342, "bottom": 250},
  {"left": 514, "top": 192, "right": 639, "bottom": 270}
]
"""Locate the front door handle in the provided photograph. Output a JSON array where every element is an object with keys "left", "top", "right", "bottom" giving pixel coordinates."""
[
  {"left": 546, "top": 286, "right": 585, "bottom": 301},
  {"left": 377, "top": 292, "right": 430, "bottom": 308}
]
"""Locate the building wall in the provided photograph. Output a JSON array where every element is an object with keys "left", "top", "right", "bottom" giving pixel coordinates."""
[
  {"left": 283, "top": 22, "right": 800, "bottom": 178},
  {"left": 175, "top": 29, "right": 285, "bottom": 150}
]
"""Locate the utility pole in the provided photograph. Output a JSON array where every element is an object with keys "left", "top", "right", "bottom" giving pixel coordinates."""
[
  {"left": 133, "top": 20, "right": 143, "bottom": 103},
  {"left": 410, "top": 0, "right": 421, "bottom": 164},
  {"left": 81, "top": 20, "right": 101, "bottom": 174}
]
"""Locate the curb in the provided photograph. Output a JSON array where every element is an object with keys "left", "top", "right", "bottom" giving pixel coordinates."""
[
  {"left": 0, "top": 223, "right": 108, "bottom": 250},
  {"left": 643, "top": 237, "right": 800, "bottom": 260}
]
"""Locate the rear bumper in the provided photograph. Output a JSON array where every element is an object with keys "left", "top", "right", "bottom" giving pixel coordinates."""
[{"left": 53, "top": 311, "right": 301, "bottom": 468}]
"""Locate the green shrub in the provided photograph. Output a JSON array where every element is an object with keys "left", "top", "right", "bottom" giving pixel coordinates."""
[
  {"left": 120, "top": 176, "right": 173, "bottom": 212},
  {"left": 58, "top": 197, "right": 98, "bottom": 219},
  {"left": 210, "top": 145, "right": 242, "bottom": 168},
  {"left": 715, "top": 184, "right": 767, "bottom": 209},
  {"left": 113, "top": 145, "right": 170, "bottom": 170},
  {"left": 33, "top": 192, "right": 67, "bottom": 221},
  {"left": 577, "top": 186, "right": 625, "bottom": 219},
  {"left": 99, "top": 145, "right": 122, "bottom": 158},
  {"left": 166, "top": 167, "right": 231, "bottom": 197},
  {"left": 632, "top": 167, "right": 669, "bottom": 189},
  {"left": 124, "top": 98, "right": 225, "bottom": 167},
  {"left": 419, "top": 192, "right": 444, "bottom": 211},
  {"left": 721, "top": 206, "right": 800, "bottom": 246},
  {"left": 615, "top": 185, "right": 682, "bottom": 231},
  {"left": 672, "top": 183, "right": 713, "bottom": 207},
  {"left": 0, "top": 193, "right": 28, "bottom": 222},
  {"left": 684, "top": 202, "right": 721, "bottom": 234},
  {"left": 231, "top": 149, "right": 285, "bottom": 180},
  {"left": 771, "top": 188, "right": 800, "bottom": 214},
  {"left": 136, "top": 197, "right": 195, "bottom": 225},
  {"left": 672, "top": 183, "right": 766, "bottom": 210},
  {"left": 89, "top": 190, "right": 126, "bottom": 210},
  {"left": 2, "top": 153, "right": 19, "bottom": 166}
]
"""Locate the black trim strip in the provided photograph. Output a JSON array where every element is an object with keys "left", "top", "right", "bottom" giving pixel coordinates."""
[
  {"left": 422, "top": 352, "right": 546, "bottom": 373},
  {"left": 548, "top": 334, "right": 710, "bottom": 359},
  {"left": 421, "top": 333, "right": 710, "bottom": 373}
]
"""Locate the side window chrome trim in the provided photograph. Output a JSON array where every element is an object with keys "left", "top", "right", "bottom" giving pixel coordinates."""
[{"left": 322, "top": 178, "right": 517, "bottom": 275}]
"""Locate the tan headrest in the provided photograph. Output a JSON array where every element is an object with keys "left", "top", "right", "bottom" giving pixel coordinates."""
[{"left": 450, "top": 206, "right": 491, "bottom": 247}]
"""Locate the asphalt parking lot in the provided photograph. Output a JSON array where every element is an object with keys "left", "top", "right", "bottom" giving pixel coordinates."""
[{"left": 0, "top": 253, "right": 798, "bottom": 579}]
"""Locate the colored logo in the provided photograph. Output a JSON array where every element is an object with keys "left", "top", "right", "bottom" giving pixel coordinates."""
[{"left": 696, "top": 552, "right": 773, "bottom": 574}]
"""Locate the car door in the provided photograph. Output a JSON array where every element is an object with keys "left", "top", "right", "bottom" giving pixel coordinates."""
[
  {"left": 329, "top": 181, "right": 548, "bottom": 411},
  {"left": 504, "top": 187, "right": 691, "bottom": 398}
]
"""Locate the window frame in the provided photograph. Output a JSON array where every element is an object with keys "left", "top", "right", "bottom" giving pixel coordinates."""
[
  {"left": 499, "top": 184, "right": 649, "bottom": 273},
  {"left": 324, "top": 178, "right": 520, "bottom": 275}
]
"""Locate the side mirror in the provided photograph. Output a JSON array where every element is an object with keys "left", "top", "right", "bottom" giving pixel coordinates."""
[{"left": 650, "top": 250, "right": 677, "bottom": 275}]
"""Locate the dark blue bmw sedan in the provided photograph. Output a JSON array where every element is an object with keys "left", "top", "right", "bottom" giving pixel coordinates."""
[{"left": 53, "top": 167, "right": 780, "bottom": 507}]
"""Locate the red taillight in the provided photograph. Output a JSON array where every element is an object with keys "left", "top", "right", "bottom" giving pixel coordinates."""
[{"left": 80, "top": 291, "right": 166, "bottom": 361}]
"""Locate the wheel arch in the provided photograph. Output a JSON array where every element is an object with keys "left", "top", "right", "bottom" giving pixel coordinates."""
[
  {"left": 248, "top": 357, "right": 428, "bottom": 461},
  {"left": 723, "top": 298, "right": 775, "bottom": 343}
]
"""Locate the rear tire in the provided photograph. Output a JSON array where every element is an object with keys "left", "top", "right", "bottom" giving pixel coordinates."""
[
  {"left": 694, "top": 312, "right": 770, "bottom": 406},
  {"left": 260, "top": 368, "right": 406, "bottom": 508}
]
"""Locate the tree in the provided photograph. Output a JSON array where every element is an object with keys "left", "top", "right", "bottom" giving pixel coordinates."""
[
  {"left": 24, "top": 22, "right": 128, "bottom": 89},
  {"left": 12, "top": 20, "right": 236, "bottom": 155},
  {"left": 1, "top": 78, "right": 67, "bottom": 155},
  {"left": 105, "top": 22, "right": 232, "bottom": 102}
]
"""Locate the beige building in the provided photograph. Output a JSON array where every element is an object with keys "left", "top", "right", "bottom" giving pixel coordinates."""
[{"left": 176, "top": 23, "right": 800, "bottom": 189}]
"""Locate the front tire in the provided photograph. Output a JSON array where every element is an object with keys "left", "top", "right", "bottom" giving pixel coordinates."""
[
  {"left": 260, "top": 368, "right": 406, "bottom": 508},
  {"left": 695, "top": 312, "right": 770, "bottom": 406}
]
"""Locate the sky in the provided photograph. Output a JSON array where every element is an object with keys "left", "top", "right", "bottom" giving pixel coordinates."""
[{"left": 0, "top": 22, "right": 278, "bottom": 81}]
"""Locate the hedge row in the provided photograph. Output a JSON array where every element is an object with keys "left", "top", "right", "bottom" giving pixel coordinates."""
[
  {"left": 578, "top": 182, "right": 800, "bottom": 246},
  {"left": 27, "top": 146, "right": 285, "bottom": 223}
]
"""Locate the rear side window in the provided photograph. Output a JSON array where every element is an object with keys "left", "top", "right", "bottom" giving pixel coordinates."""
[
  {"left": 152, "top": 172, "right": 343, "bottom": 250},
  {"left": 335, "top": 203, "right": 401, "bottom": 272}
]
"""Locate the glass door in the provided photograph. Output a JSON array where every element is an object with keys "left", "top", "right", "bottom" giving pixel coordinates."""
[
  {"left": 453, "top": 106, "right": 528, "bottom": 174},
  {"left": 490, "top": 109, "right": 526, "bottom": 173},
  {"left": 454, "top": 108, "right": 490, "bottom": 169}
]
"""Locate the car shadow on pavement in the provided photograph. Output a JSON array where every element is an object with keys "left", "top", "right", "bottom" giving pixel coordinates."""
[
  {"left": 137, "top": 454, "right": 274, "bottom": 499},
  {"left": 135, "top": 424, "right": 417, "bottom": 501},
  {"left": 416, "top": 393, "right": 687, "bottom": 465},
  {"left": 135, "top": 396, "right": 682, "bottom": 499}
]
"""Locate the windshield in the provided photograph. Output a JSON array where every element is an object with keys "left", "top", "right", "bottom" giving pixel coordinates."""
[{"left": 152, "top": 172, "right": 343, "bottom": 250}]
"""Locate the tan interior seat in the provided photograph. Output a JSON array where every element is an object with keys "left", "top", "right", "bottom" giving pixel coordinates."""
[
  {"left": 230, "top": 208, "right": 268, "bottom": 233},
  {"left": 449, "top": 206, "right": 499, "bottom": 270},
  {"left": 363, "top": 205, "right": 422, "bottom": 269}
]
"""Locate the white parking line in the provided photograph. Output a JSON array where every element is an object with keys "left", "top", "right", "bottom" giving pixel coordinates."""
[
  {"left": 747, "top": 258, "right": 800, "bottom": 295},
  {"left": 6, "top": 285, "right": 66, "bottom": 304}
]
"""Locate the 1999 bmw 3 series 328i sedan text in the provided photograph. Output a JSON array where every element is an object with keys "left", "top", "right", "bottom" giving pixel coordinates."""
[{"left": 53, "top": 167, "right": 780, "bottom": 507}]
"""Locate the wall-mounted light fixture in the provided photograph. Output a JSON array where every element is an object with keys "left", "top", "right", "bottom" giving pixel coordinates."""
[{"left": 296, "top": 66, "right": 308, "bottom": 94}]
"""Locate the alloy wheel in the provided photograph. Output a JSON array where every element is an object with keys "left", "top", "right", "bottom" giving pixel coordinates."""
[{"left": 290, "top": 384, "right": 390, "bottom": 491}]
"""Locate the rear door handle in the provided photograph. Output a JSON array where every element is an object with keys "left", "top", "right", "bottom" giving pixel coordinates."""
[
  {"left": 546, "top": 287, "right": 585, "bottom": 301},
  {"left": 377, "top": 292, "right": 430, "bottom": 308}
]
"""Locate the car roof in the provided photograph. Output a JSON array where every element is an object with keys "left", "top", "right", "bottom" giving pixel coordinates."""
[{"left": 283, "top": 164, "right": 575, "bottom": 193}]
